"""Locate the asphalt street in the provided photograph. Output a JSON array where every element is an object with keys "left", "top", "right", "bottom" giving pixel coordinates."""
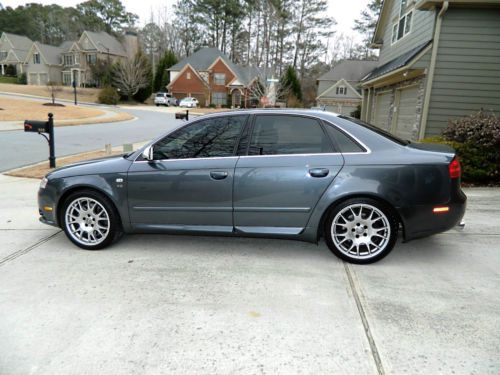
[
  {"left": 0, "top": 174, "right": 499, "bottom": 374},
  {"left": 0, "top": 104, "right": 183, "bottom": 172}
]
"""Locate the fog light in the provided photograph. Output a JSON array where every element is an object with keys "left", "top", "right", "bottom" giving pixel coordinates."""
[
  {"left": 433, "top": 206, "right": 449, "bottom": 213},
  {"left": 43, "top": 206, "right": 53, "bottom": 212}
]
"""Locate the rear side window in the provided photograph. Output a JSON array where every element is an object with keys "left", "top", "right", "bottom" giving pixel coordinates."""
[
  {"left": 325, "top": 124, "right": 365, "bottom": 153},
  {"left": 249, "top": 115, "right": 332, "bottom": 155}
]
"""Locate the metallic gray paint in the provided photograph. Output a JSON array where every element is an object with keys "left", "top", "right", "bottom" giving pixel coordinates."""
[{"left": 38, "top": 109, "right": 466, "bottom": 245}]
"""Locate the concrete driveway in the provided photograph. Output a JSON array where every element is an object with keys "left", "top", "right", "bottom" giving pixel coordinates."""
[{"left": 0, "top": 174, "right": 498, "bottom": 374}]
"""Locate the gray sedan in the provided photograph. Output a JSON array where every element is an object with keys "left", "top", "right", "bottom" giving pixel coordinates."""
[{"left": 38, "top": 110, "right": 466, "bottom": 264}]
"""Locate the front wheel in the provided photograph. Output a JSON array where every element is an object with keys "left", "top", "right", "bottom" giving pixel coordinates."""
[
  {"left": 61, "top": 190, "right": 123, "bottom": 250},
  {"left": 325, "top": 198, "right": 398, "bottom": 264}
]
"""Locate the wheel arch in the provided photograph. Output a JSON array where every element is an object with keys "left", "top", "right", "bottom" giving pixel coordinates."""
[{"left": 315, "top": 193, "right": 405, "bottom": 242}]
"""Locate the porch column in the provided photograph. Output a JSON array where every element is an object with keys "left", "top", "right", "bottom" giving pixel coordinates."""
[{"left": 1, "top": 64, "right": 4, "bottom": 75}]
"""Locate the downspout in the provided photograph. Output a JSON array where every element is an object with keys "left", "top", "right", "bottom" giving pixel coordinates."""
[{"left": 419, "top": 1, "right": 449, "bottom": 140}]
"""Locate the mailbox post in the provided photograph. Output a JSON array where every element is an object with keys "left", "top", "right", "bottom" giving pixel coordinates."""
[{"left": 24, "top": 113, "right": 56, "bottom": 168}]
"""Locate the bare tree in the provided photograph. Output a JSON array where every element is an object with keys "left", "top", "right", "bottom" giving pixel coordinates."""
[
  {"left": 45, "top": 81, "right": 63, "bottom": 105},
  {"left": 112, "top": 53, "right": 150, "bottom": 98}
]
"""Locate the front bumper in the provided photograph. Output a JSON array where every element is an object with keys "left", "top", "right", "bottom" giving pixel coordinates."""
[{"left": 38, "top": 186, "right": 59, "bottom": 228}]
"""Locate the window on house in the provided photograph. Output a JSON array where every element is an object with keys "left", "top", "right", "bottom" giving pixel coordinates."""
[
  {"left": 64, "top": 55, "right": 74, "bottom": 66},
  {"left": 33, "top": 53, "right": 40, "bottom": 64},
  {"left": 214, "top": 73, "right": 226, "bottom": 85},
  {"left": 86, "top": 54, "right": 96, "bottom": 64},
  {"left": 186, "top": 72, "right": 191, "bottom": 79},
  {"left": 392, "top": 0, "right": 412, "bottom": 44},
  {"left": 336, "top": 86, "right": 347, "bottom": 95},
  {"left": 212, "top": 92, "right": 227, "bottom": 106},
  {"left": 0, "top": 51, "right": 7, "bottom": 60},
  {"left": 62, "top": 72, "right": 72, "bottom": 86}
]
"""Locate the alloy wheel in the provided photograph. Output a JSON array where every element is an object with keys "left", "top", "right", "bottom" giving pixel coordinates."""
[{"left": 65, "top": 197, "right": 110, "bottom": 246}]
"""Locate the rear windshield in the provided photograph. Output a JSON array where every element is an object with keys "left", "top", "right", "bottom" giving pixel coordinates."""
[
  {"left": 156, "top": 93, "right": 165, "bottom": 97},
  {"left": 338, "top": 115, "right": 410, "bottom": 146}
]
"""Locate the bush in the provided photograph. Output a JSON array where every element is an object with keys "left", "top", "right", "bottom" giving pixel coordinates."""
[
  {"left": 5, "top": 64, "right": 16, "bottom": 76},
  {"left": 208, "top": 103, "right": 216, "bottom": 108},
  {"left": 98, "top": 86, "right": 120, "bottom": 105},
  {"left": 422, "top": 110, "right": 500, "bottom": 184},
  {"left": 17, "top": 73, "right": 27, "bottom": 84}
]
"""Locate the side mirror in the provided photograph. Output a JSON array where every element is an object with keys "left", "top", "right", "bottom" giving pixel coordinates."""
[{"left": 142, "top": 145, "right": 154, "bottom": 161}]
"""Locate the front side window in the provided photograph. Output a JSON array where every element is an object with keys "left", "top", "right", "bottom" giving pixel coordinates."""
[
  {"left": 62, "top": 72, "right": 72, "bottom": 85},
  {"left": 33, "top": 53, "right": 40, "bottom": 64},
  {"left": 336, "top": 86, "right": 347, "bottom": 95},
  {"left": 64, "top": 55, "right": 74, "bottom": 66},
  {"left": 153, "top": 115, "right": 247, "bottom": 160},
  {"left": 86, "top": 54, "right": 96, "bottom": 64},
  {"left": 214, "top": 73, "right": 225, "bottom": 85},
  {"left": 248, "top": 115, "right": 332, "bottom": 156}
]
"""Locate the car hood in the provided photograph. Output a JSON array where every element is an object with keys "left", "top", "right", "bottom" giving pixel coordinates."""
[{"left": 47, "top": 154, "right": 133, "bottom": 179}]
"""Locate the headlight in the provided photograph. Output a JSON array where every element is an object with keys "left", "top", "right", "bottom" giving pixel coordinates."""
[{"left": 40, "top": 177, "right": 48, "bottom": 189}]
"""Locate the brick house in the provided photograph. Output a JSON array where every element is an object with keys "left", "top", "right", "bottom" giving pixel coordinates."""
[{"left": 167, "top": 48, "right": 262, "bottom": 107}]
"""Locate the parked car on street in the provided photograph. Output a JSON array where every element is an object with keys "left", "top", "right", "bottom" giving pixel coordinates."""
[
  {"left": 37, "top": 109, "right": 466, "bottom": 264},
  {"left": 179, "top": 97, "right": 199, "bottom": 108},
  {"left": 154, "top": 92, "right": 177, "bottom": 107}
]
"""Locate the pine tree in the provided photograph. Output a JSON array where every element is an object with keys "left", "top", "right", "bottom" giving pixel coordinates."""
[
  {"left": 153, "top": 50, "right": 178, "bottom": 92},
  {"left": 353, "top": 0, "right": 383, "bottom": 57}
]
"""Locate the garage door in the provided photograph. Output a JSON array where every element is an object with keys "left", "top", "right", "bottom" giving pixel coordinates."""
[
  {"left": 29, "top": 73, "right": 37, "bottom": 85},
  {"left": 372, "top": 92, "right": 391, "bottom": 130},
  {"left": 39, "top": 73, "right": 48, "bottom": 85},
  {"left": 395, "top": 85, "right": 418, "bottom": 141}
]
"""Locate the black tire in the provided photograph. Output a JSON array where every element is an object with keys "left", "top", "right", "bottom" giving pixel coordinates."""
[
  {"left": 60, "top": 189, "right": 123, "bottom": 250},
  {"left": 155, "top": 104, "right": 159, "bottom": 107},
  {"left": 324, "top": 198, "right": 398, "bottom": 264}
]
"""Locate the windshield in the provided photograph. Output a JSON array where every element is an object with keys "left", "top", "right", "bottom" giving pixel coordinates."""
[{"left": 338, "top": 115, "right": 410, "bottom": 146}]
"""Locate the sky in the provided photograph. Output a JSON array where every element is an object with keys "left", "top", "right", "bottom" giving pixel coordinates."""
[{"left": 3, "top": 0, "right": 370, "bottom": 42}]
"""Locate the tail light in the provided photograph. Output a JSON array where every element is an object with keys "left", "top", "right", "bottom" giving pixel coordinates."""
[{"left": 449, "top": 157, "right": 461, "bottom": 179}]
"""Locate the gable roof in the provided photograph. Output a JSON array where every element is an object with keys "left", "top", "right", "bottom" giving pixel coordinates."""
[
  {"left": 80, "top": 31, "right": 127, "bottom": 56},
  {"left": 27, "top": 42, "right": 63, "bottom": 65},
  {"left": 59, "top": 40, "right": 76, "bottom": 52},
  {"left": 362, "top": 41, "right": 431, "bottom": 82},
  {"left": 317, "top": 78, "right": 363, "bottom": 99},
  {"left": 2, "top": 32, "right": 33, "bottom": 51},
  {"left": 318, "top": 60, "right": 379, "bottom": 82}
]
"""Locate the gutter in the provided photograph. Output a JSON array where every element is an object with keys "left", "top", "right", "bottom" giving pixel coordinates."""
[{"left": 418, "top": 1, "right": 449, "bottom": 140}]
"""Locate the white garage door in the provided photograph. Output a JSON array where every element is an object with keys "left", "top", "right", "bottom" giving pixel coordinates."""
[
  {"left": 29, "top": 73, "right": 37, "bottom": 85},
  {"left": 373, "top": 92, "right": 391, "bottom": 130},
  {"left": 395, "top": 86, "right": 419, "bottom": 141},
  {"left": 39, "top": 73, "right": 48, "bottom": 85}
]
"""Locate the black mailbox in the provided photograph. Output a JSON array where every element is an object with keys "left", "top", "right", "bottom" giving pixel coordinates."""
[
  {"left": 24, "top": 120, "right": 49, "bottom": 133},
  {"left": 24, "top": 113, "right": 56, "bottom": 168}
]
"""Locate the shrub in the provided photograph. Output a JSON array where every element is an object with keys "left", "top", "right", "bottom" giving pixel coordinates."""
[
  {"left": 98, "top": 86, "right": 120, "bottom": 105},
  {"left": 422, "top": 110, "right": 500, "bottom": 184},
  {"left": 208, "top": 103, "right": 216, "bottom": 109},
  {"left": 17, "top": 73, "right": 27, "bottom": 84},
  {"left": 5, "top": 64, "right": 17, "bottom": 76}
]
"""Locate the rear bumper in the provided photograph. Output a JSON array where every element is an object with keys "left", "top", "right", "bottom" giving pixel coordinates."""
[{"left": 400, "top": 188, "right": 467, "bottom": 241}]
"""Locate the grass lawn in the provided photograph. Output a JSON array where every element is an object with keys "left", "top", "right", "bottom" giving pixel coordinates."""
[
  {"left": 0, "top": 83, "right": 100, "bottom": 103},
  {"left": 0, "top": 76, "right": 18, "bottom": 84},
  {"left": 0, "top": 97, "right": 104, "bottom": 121}
]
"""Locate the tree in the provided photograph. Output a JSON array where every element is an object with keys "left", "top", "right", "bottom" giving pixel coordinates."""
[
  {"left": 353, "top": 0, "right": 383, "bottom": 57},
  {"left": 77, "top": 0, "right": 138, "bottom": 34},
  {"left": 90, "top": 59, "right": 113, "bottom": 87},
  {"left": 174, "top": 0, "right": 200, "bottom": 57},
  {"left": 45, "top": 81, "right": 62, "bottom": 105},
  {"left": 112, "top": 52, "right": 150, "bottom": 99},
  {"left": 153, "top": 50, "right": 178, "bottom": 92},
  {"left": 280, "top": 65, "right": 302, "bottom": 105}
]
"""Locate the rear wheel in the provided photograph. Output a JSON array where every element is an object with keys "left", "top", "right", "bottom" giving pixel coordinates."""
[
  {"left": 325, "top": 198, "right": 398, "bottom": 264},
  {"left": 61, "top": 190, "right": 123, "bottom": 250}
]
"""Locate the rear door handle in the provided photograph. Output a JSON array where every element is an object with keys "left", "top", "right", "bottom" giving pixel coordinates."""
[
  {"left": 309, "top": 168, "right": 329, "bottom": 178},
  {"left": 210, "top": 171, "right": 228, "bottom": 180}
]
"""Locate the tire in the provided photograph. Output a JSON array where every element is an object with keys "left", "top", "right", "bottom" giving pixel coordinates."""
[
  {"left": 325, "top": 198, "right": 398, "bottom": 264},
  {"left": 60, "top": 189, "right": 123, "bottom": 250},
  {"left": 155, "top": 104, "right": 159, "bottom": 107}
]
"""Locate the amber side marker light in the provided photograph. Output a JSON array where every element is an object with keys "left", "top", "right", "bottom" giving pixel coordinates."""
[
  {"left": 433, "top": 206, "right": 449, "bottom": 213},
  {"left": 43, "top": 206, "right": 53, "bottom": 212}
]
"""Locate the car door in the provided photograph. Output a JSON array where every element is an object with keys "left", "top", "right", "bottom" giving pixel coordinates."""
[
  {"left": 127, "top": 115, "right": 248, "bottom": 232},
  {"left": 233, "top": 114, "right": 344, "bottom": 235}
]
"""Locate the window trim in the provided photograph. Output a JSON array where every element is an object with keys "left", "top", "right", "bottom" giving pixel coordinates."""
[
  {"left": 213, "top": 73, "right": 226, "bottom": 85},
  {"left": 391, "top": 8, "right": 413, "bottom": 45}
]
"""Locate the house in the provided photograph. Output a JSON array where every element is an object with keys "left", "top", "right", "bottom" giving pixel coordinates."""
[
  {"left": 0, "top": 32, "right": 33, "bottom": 76},
  {"left": 59, "top": 31, "right": 133, "bottom": 87},
  {"left": 361, "top": 0, "right": 500, "bottom": 140},
  {"left": 316, "top": 60, "right": 378, "bottom": 115},
  {"left": 167, "top": 47, "right": 262, "bottom": 107},
  {"left": 24, "top": 42, "right": 64, "bottom": 85}
]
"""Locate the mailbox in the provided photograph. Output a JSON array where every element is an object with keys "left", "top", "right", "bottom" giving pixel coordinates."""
[
  {"left": 24, "top": 113, "right": 56, "bottom": 168},
  {"left": 24, "top": 120, "right": 49, "bottom": 133}
]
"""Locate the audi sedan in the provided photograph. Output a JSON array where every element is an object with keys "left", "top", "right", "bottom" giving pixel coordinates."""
[{"left": 38, "top": 110, "right": 466, "bottom": 264}]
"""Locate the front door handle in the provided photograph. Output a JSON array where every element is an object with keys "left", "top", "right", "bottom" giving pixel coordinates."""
[
  {"left": 309, "top": 168, "right": 329, "bottom": 178},
  {"left": 210, "top": 171, "right": 228, "bottom": 180}
]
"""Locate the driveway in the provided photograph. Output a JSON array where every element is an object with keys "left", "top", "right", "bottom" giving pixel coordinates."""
[{"left": 0, "top": 174, "right": 498, "bottom": 374}]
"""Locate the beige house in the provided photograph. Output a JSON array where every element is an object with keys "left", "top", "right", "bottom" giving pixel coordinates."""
[
  {"left": 24, "top": 42, "right": 64, "bottom": 85},
  {"left": 0, "top": 32, "right": 33, "bottom": 76}
]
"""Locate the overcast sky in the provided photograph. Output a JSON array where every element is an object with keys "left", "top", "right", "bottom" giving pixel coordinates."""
[{"left": 3, "top": 0, "right": 370, "bottom": 41}]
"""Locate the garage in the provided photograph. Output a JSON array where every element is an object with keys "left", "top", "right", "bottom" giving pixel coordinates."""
[
  {"left": 394, "top": 85, "right": 419, "bottom": 141},
  {"left": 372, "top": 92, "right": 391, "bottom": 130},
  {"left": 28, "top": 73, "right": 37, "bottom": 85},
  {"left": 38, "top": 73, "right": 48, "bottom": 85}
]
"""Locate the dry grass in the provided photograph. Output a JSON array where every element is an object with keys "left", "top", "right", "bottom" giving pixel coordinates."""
[
  {"left": 57, "top": 111, "right": 134, "bottom": 126},
  {"left": 0, "top": 83, "right": 100, "bottom": 103},
  {"left": 6, "top": 150, "right": 123, "bottom": 180},
  {"left": 0, "top": 97, "right": 104, "bottom": 121}
]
